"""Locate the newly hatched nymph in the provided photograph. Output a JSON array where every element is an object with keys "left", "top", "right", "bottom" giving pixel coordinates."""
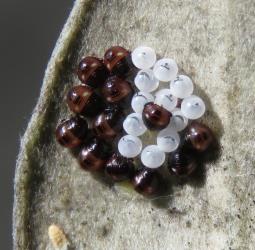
[
  {"left": 104, "top": 46, "right": 132, "bottom": 76},
  {"left": 142, "top": 102, "right": 172, "bottom": 130},
  {"left": 77, "top": 56, "right": 109, "bottom": 88},
  {"left": 55, "top": 116, "right": 88, "bottom": 148},
  {"left": 66, "top": 84, "right": 103, "bottom": 117}
]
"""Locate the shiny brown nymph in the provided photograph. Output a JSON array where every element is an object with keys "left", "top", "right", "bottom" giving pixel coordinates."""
[
  {"left": 142, "top": 102, "right": 172, "bottom": 130},
  {"left": 66, "top": 84, "right": 103, "bottom": 117},
  {"left": 185, "top": 121, "right": 215, "bottom": 152},
  {"left": 102, "top": 75, "right": 134, "bottom": 106},
  {"left": 92, "top": 105, "right": 125, "bottom": 140},
  {"left": 55, "top": 116, "right": 88, "bottom": 148},
  {"left": 168, "top": 149, "right": 197, "bottom": 176},
  {"left": 105, "top": 153, "right": 135, "bottom": 181},
  {"left": 104, "top": 46, "right": 132, "bottom": 76},
  {"left": 77, "top": 56, "right": 109, "bottom": 88},
  {"left": 132, "top": 168, "right": 162, "bottom": 196},
  {"left": 78, "top": 138, "right": 112, "bottom": 171}
]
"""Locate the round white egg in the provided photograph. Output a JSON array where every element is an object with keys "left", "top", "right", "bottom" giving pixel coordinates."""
[
  {"left": 170, "top": 75, "right": 194, "bottom": 98},
  {"left": 157, "top": 127, "right": 180, "bottom": 152},
  {"left": 123, "top": 113, "right": 147, "bottom": 136},
  {"left": 155, "top": 89, "right": 178, "bottom": 112},
  {"left": 134, "top": 69, "right": 159, "bottom": 92},
  {"left": 169, "top": 108, "right": 189, "bottom": 131},
  {"left": 153, "top": 58, "right": 178, "bottom": 82},
  {"left": 181, "top": 95, "right": 206, "bottom": 119},
  {"left": 141, "top": 145, "right": 165, "bottom": 168},
  {"left": 118, "top": 135, "right": 142, "bottom": 158},
  {"left": 131, "top": 46, "right": 157, "bottom": 69},
  {"left": 131, "top": 92, "right": 154, "bottom": 113}
]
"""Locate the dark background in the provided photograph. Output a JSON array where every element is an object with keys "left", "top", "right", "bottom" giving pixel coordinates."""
[{"left": 0, "top": 1, "right": 74, "bottom": 248}]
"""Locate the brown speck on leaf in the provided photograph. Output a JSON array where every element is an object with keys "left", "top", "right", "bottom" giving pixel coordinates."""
[
  {"left": 168, "top": 207, "right": 186, "bottom": 216},
  {"left": 186, "top": 221, "right": 192, "bottom": 228}
]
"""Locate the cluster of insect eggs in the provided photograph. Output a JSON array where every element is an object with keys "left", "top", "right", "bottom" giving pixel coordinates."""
[
  {"left": 118, "top": 46, "right": 208, "bottom": 170},
  {"left": 56, "top": 45, "right": 215, "bottom": 196}
]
